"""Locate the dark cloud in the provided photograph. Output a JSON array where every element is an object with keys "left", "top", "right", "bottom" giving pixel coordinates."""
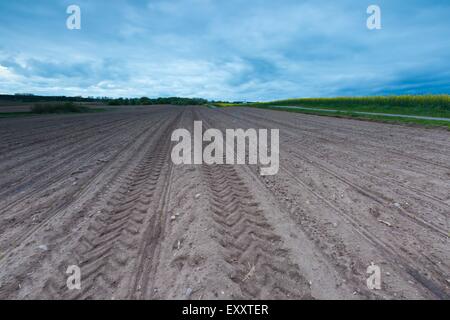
[{"left": 0, "top": 0, "right": 449, "bottom": 99}]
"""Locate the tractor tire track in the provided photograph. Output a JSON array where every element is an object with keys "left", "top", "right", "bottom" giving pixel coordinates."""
[
  {"left": 218, "top": 110, "right": 449, "bottom": 226},
  {"left": 0, "top": 112, "right": 171, "bottom": 262},
  {"left": 195, "top": 110, "right": 311, "bottom": 299},
  {"left": 0, "top": 117, "right": 144, "bottom": 212},
  {"left": 42, "top": 111, "right": 182, "bottom": 299},
  {"left": 205, "top": 108, "right": 449, "bottom": 299}
]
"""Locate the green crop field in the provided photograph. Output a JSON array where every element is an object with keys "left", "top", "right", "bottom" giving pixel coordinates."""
[{"left": 215, "top": 95, "right": 450, "bottom": 129}]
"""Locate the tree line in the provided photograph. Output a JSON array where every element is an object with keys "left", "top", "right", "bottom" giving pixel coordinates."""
[
  {"left": 0, "top": 94, "right": 208, "bottom": 106},
  {"left": 107, "top": 97, "right": 208, "bottom": 106}
]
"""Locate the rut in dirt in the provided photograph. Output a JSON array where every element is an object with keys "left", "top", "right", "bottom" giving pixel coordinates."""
[
  {"left": 0, "top": 105, "right": 448, "bottom": 300},
  {"left": 42, "top": 112, "right": 182, "bottom": 299},
  {"left": 193, "top": 109, "right": 312, "bottom": 299},
  {"left": 201, "top": 163, "right": 312, "bottom": 299}
]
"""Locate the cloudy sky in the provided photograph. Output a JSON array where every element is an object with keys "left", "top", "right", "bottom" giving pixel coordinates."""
[{"left": 0, "top": 0, "right": 449, "bottom": 101}]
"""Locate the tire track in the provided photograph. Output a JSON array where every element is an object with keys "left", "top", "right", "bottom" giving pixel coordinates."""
[
  {"left": 0, "top": 116, "right": 139, "bottom": 199},
  {"left": 0, "top": 114, "right": 122, "bottom": 154},
  {"left": 0, "top": 106, "right": 447, "bottom": 300},
  {"left": 42, "top": 111, "right": 182, "bottom": 299},
  {"left": 0, "top": 116, "right": 131, "bottom": 171},
  {"left": 235, "top": 109, "right": 450, "bottom": 172},
  {"left": 200, "top": 163, "right": 311, "bottom": 299},
  {"left": 0, "top": 111, "right": 171, "bottom": 263},
  {"left": 0, "top": 116, "right": 144, "bottom": 212},
  {"left": 195, "top": 110, "right": 311, "bottom": 299},
  {"left": 201, "top": 107, "right": 449, "bottom": 299},
  {"left": 285, "top": 147, "right": 447, "bottom": 235},
  {"left": 129, "top": 109, "right": 190, "bottom": 299},
  {"left": 129, "top": 155, "right": 174, "bottom": 299},
  {"left": 218, "top": 110, "right": 449, "bottom": 232},
  {"left": 279, "top": 164, "right": 449, "bottom": 299},
  {"left": 0, "top": 116, "right": 125, "bottom": 158},
  {"left": 237, "top": 108, "right": 450, "bottom": 160}
]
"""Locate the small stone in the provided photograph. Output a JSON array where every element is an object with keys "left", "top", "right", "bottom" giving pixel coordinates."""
[
  {"left": 378, "top": 219, "right": 392, "bottom": 227},
  {"left": 170, "top": 215, "right": 176, "bottom": 221},
  {"left": 186, "top": 288, "right": 193, "bottom": 297},
  {"left": 195, "top": 193, "right": 201, "bottom": 199},
  {"left": 393, "top": 202, "right": 401, "bottom": 208},
  {"left": 386, "top": 272, "right": 391, "bottom": 276},
  {"left": 38, "top": 245, "right": 48, "bottom": 251}
]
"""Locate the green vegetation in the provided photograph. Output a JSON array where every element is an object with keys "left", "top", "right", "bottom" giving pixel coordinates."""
[
  {"left": 251, "top": 106, "right": 450, "bottom": 130},
  {"left": 0, "top": 94, "right": 207, "bottom": 119},
  {"left": 107, "top": 97, "right": 208, "bottom": 106},
  {"left": 2, "top": 94, "right": 449, "bottom": 129},
  {"left": 31, "top": 102, "right": 92, "bottom": 114},
  {"left": 0, "top": 102, "right": 102, "bottom": 118},
  {"left": 1, "top": 94, "right": 107, "bottom": 104},
  {"left": 1, "top": 94, "right": 208, "bottom": 107},
  {"left": 215, "top": 95, "right": 450, "bottom": 129},
  {"left": 222, "top": 95, "right": 450, "bottom": 118}
]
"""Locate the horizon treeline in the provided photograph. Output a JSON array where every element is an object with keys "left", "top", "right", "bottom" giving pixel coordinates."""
[
  {"left": 0, "top": 94, "right": 208, "bottom": 105},
  {"left": 107, "top": 97, "right": 208, "bottom": 105}
]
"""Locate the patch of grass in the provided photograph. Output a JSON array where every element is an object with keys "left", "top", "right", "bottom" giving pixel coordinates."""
[
  {"left": 0, "top": 102, "right": 105, "bottom": 118},
  {"left": 247, "top": 105, "right": 450, "bottom": 130},
  {"left": 214, "top": 95, "right": 450, "bottom": 130},
  {"left": 31, "top": 102, "right": 91, "bottom": 114},
  {"left": 223, "top": 95, "right": 450, "bottom": 118}
]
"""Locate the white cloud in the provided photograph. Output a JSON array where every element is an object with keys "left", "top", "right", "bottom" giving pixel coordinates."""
[
  {"left": 0, "top": 65, "right": 19, "bottom": 80},
  {"left": 0, "top": 0, "right": 449, "bottom": 99}
]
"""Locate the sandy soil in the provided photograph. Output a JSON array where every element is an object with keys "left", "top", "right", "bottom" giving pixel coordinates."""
[{"left": 0, "top": 105, "right": 448, "bottom": 300}]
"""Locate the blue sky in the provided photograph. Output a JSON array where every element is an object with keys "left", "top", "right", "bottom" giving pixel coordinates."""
[{"left": 0, "top": 0, "right": 449, "bottom": 101}]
